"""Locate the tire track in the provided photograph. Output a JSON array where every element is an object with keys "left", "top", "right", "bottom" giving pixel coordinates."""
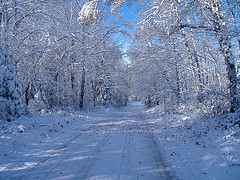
[
  {"left": 43, "top": 132, "right": 111, "bottom": 180},
  {"left": 116, "top": 131, "right": 131, "bottom": 180},
  {"left": 15, "top": 121, "right": 110, "bottom": 180},
  {"left": 149, "top": 134, "right": 178, "bottom": 180},
  {"left": 74, "top": 131, "right": 111, "bottom": 179}
]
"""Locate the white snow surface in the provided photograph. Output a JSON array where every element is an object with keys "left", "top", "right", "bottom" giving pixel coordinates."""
[
  {"left": 78, "top": 0, "right": 99, "bottom": 25},
  {"left": 0, "top": 102, "right": 239, "bottom": 179}
]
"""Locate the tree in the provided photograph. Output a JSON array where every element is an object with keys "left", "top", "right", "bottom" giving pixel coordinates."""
[
  {"left": 0, "top": 0, "right": 23, "bottom": 121},
  {"left": 131, "top": 0, "right": 239, "bottom": 113},
  {"left": 12, "top": 0, "right": 129, "bottom": 110},
  {"left": 0, "top": 62, "right": 22, "bottom": 121}
]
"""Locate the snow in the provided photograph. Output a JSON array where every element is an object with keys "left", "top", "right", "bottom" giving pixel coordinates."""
[
  {"left": 78, "top": 0, "right": 99, "bottom": 25},
  {"left": 0, "top": 102, "right": 239, "bottom": 179},
  {"left": 149, "top": 106, "right": 240, "bottom": 180}
]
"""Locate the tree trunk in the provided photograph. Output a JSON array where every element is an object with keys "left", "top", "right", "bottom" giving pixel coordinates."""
[
  {"left": 176, "top": 63, "right": 181, "bottom": 105},
  {"left": 207, "top": 0, "right": 239, "bottom": 112},
  {"left": 79, "top": 66, "right": 85, "bottom": 109},
  {"left": 218, "top": 35, "right": 238, "bottom": 112},
  {"left": 91, "top": 80, "right": 97, "bottom": 107},
  {"left": 71, "top": 69, "right": 78, "bottom": 109},
  {"left": 25, "top": 82, "right": 30, "bottom": 106}
]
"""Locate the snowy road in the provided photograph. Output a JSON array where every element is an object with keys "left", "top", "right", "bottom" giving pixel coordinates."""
[{"left": 1, "top": 102, "right": 177, "bottom": 180}]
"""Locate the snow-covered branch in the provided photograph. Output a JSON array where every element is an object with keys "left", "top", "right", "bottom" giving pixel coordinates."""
[{"left": 78, "top": 0, "right": 99, "bottom": 26}]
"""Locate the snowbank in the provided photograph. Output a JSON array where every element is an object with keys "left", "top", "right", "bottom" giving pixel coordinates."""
[
  {"left": 0, "top": 110, "right": 88, "bottom": 172},
  {"left": 150, "top": 106, "right": 240, "bottom": 180}
]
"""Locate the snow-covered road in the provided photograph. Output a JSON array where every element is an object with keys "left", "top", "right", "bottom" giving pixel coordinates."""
[{"left": 1, "top": 102, "right": 177, "bottom": 180}]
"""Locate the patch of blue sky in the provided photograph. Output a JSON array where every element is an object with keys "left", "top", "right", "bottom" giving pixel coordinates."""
[{"left": 112, "top": 2, "right": 140, "bottom": 63}]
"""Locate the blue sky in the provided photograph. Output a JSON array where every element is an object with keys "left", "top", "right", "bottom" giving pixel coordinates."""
[
  {"left": 107, "top": 1, "right": 147, "bottom": 63},
  {"left": 118, "top": 2, "right": 139, "bottom": 63}
]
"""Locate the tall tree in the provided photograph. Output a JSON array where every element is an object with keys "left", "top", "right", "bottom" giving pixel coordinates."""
[{"left": 0, "top": 0, "right": 23, "bottom": 121}]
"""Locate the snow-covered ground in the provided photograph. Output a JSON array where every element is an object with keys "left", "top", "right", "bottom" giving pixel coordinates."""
[
  {"left": 148, "top": 105, "right": 240, "bottom": 180},
  {"left": 0, "top": 102, "right": 239, "bottom": 179}
]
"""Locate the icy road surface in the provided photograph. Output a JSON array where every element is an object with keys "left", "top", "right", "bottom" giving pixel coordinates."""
[{"left": 1, "top": 102, "right": 177, "bottom": 180}]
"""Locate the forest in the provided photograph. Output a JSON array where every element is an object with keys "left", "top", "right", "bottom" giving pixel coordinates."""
[
  {"left": 0, "top": 1, "right": 240, "bottom": 179},
  {"left": 0, "top": 0, "right": 240, "bottom": 121}
]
